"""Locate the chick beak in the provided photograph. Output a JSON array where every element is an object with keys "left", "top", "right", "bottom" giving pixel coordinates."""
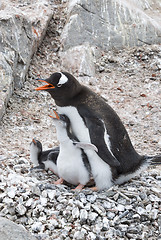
[
  {"left": 32, "top": 138, "right": 37, "bottom": 144},
  {"left": 35, "top": 79, "right": 55, "bottom": 91},
  {"left": 49, "top": 110, "right": 60, "bottom": 120}
]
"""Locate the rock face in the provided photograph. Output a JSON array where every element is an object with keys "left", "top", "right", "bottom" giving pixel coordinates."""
[
  {"left": 0, "top": 217, "right": 37, "bottom": 240},
  {"left": 0, "top": 0, "right": 53, "bottom": 120},
  {"left": 61, "top": 0, "right": 161, "bottom": 51},
  {"left": 59, "top": 44, "right": 96, "bottom": 77}
]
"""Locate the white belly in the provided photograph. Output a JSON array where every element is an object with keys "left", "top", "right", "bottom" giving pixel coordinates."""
[{"left": 57, "top": 141, "right": 89, "bottom": 185}]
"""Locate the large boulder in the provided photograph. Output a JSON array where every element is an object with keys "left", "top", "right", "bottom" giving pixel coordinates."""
[
  {"left": 0, "top": 0, "right": 53, "bottom": 120},
  {"left": 0, "top": 217, "right": 37, "bottom": 240},
  {"left": 59, "top": 44, "right": 96, "bottom": 77},
  {"left": 61, "top": 0, "right": 161, "bottom": 51}
]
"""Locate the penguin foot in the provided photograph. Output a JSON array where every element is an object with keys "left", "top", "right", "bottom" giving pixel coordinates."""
[
  {"left": 90, "top": 186, "right": 98, "bottom": 191},
  {"left": 72, "top": 184, "right": 84, "bottom": 191},
  {"left": 54, "top": 178, "right": 64, "bottom": 185}
]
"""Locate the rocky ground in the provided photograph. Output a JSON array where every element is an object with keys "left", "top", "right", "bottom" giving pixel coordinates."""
[{"left": 0, "top": 1, "right": 161, "bottom": 240}]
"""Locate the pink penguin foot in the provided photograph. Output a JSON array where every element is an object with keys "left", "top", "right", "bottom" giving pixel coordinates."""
[
  {"left": 72, "top": 183, "right": 84, "bottom": 191},
  {"left": 90, "top": 186, "right": 98, "bottom": 191},
  {"left": 54, "top": 177, "right": 64, "bottom": 185}
]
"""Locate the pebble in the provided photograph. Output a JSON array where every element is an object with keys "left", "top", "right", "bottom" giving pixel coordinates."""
[
  {"left": 73, "top": 231, "right": 85, "bottom": 240},
  {"left": 86, "top": 194, "right": 97, "bottom": 203},
  {"left": 106, "top": 211, "right": 116, "bottom": 220},
  {"left": 25, "top": 198, "right": 34, "bottom": 207},
  {"left": 47, "top": 190, "right": 56, "bottom": 200},
  {"left": 40, "top": 196, "right": 47, "bottom": 206},
  {"left": 102, "top": 217, "right": 110, "bottom": 230},
  {"left": 32, "top": 222, "right": 44, "bottom": 233},
  {"left": 91, "top": 204, "right": 106, "bottom": 217},
  {"left": 15, "top": 204, "right": 27, "bottom": 216},
  {"left": 137, "top": 206, "right": 145, "bottom": 215},
  {"left": 7, "top": 187, "right": 16, "bottom": 199},
  {"left": 72, "top": 207, "right": 79, "bottom": 219},
  {"left": 116, "top": 204, "right": 125, "bottom": 212},
  {"left": 149, "top": 209, "right": 158, "bottom": 220},
  {"left": 80, "top": 209, "right": 88, "bottom": 223},
  {"left": 88, "top": 212, "right": 98, "bottom": 223}
]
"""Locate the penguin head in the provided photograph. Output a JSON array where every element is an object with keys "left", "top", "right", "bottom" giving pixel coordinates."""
[
  {"left": 49, "top": 110, "right": 70, "bottom": 129},
  {"left": 30, "top": 138, "right": 42, "bottom": 153},
  {"left": 35, "top": 72, "right": 82, "bottom": 103}
]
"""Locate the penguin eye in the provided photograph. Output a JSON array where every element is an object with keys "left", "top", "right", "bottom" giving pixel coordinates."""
[{"left": 57, "top": 83, "right": 62, "bottom": 88}]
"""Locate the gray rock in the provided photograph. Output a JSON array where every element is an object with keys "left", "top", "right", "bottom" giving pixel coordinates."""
[
  {"left": 87, "top": 232, "right": 96, "bottom": 240},
  {"left": 158, "top": 215, "right": 161, "bottom": 234},
  {"left": 73, "top": 230, "right": 85, "bottom": 240},
  {"left": 15, "top": 204, "right": 27, "bottom": 216},
  {"left": 0, "top": 0, "right": 53, "bottom": 120},
  {"left": 103, "top": 201, "right": 112, "bottom": 209},
  {"left": 102, "top": 217, "right": 110, "bottom": 230},
  {"left": 88, "top": 212, "right": 98, "bottom": 223},
  {"left": 149, "top": 209, "right": 158, "bottom": 220},
  {"left": 59, "top": 44, "right": 95, "bottom": 77},
  {"left": 31, "top": 221, "right": 44, "bottom": 233},
  {"left": 136, "top": 206, "right": 145, "bottom": 215},
  {"left": 0, "top": 217, "right": 36, "bottom": 240},
  {"left": 47, "top": 190, "right": 57, "bottom": 200},
  {"left": 0, "top": 52, "right": 14, "bottom": 120},
  {"left": 32, "top": 185, "right": 41, "bottom": 196},
  {"left": 25, "top": 198, "right": 34, "bottom": 207},
  {"left": 80, "top": 209, "right": 88, "bottom": 223},
  {"left": 78, "top": 192, "right": 87, "bottom": 204},
  {"left": 7, "top": 187, "right": 16, "bottom": 199},
  {"left": 72, "top": 207, "right": 79, "bottom": 219},
  {"left": 86, "top": 194, "right": 97, "bottom": 203},
  {"left": 40, "top": 196, "right": 48, "bottom": 206},
  {"left": 91, "top": 204, "right": 106, "bottom": 217},
  {"left": 118, "top": 224, "right": 128, "bottom": 232},
  {"left": 61, "top": 0, "right": 161, "bottom": 52},
  {"left": 116, "top": 204, "right": 125, "bottom": 212},
  {"left": 106, "top": 211, "right": 116, "bottom": 220}
]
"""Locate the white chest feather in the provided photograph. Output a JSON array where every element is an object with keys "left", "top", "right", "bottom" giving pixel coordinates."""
[
  {"left": 30, "top": 144, "right": 39, "bottom": 166},
  {"left": 57, "top": 106, "right": 90, "bottom": 142}
]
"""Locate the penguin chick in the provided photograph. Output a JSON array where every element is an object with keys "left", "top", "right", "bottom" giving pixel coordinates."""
[
  {"left": 30, "top": 138, "right": 59, "bottom": 175},
  {"left": 49, "top": 111, "right": 98, "bottom": 190}
]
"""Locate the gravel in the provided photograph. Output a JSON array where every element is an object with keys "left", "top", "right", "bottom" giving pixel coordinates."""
[{"left": 0, "top": 0, "right": 161, "bottom": 239}]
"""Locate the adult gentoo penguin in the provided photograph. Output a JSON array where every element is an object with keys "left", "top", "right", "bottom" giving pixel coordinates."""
[
  {"left": 30, "top": 138, "right": 59, "bottom": 175},
  {"left": 35, "top": 72, "right": 161, "bottom": 190},
  {"left": 49, "top": 110, "right": 97, "bottom": 190}
]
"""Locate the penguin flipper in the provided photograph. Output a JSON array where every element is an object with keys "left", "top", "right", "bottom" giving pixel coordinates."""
[
  {"left": 74, "top": 142, "right": 98, "bottom": 152},
  {"left": 40, "top": 147, "right": 59, "bottom": 163},
  {"left": 47, "top": 149, "right": 59, "bottom": 164},
  {"left": 78, "top": 106, "right": 120, "bottom": 167},
  {"left": 86, "top": 117, "right": 120, "bottom": 167}
]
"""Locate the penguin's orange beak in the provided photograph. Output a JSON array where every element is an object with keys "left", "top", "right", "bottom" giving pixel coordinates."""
[
  {"left": 32, "top": 138, "right": 36, "bottom": 144},
  {"left": 49, "top": 110, "right": 60, "bottom": 120},
  {"left": 35, "top": 80, "right": 55, "bottom": 91}
]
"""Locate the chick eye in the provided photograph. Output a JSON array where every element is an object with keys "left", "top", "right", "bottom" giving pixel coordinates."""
[{"left": 57, "top": 84, "right": 62, "bottom": 88}]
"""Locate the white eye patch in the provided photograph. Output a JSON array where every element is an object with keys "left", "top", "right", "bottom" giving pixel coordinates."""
[{"left": 58, "top": 73, "right": 68, "bottom": 85}]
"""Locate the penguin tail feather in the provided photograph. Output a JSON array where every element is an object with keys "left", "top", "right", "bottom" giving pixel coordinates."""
[{"left": 145, "top": 155, "right": 161, "bottom": 165}]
